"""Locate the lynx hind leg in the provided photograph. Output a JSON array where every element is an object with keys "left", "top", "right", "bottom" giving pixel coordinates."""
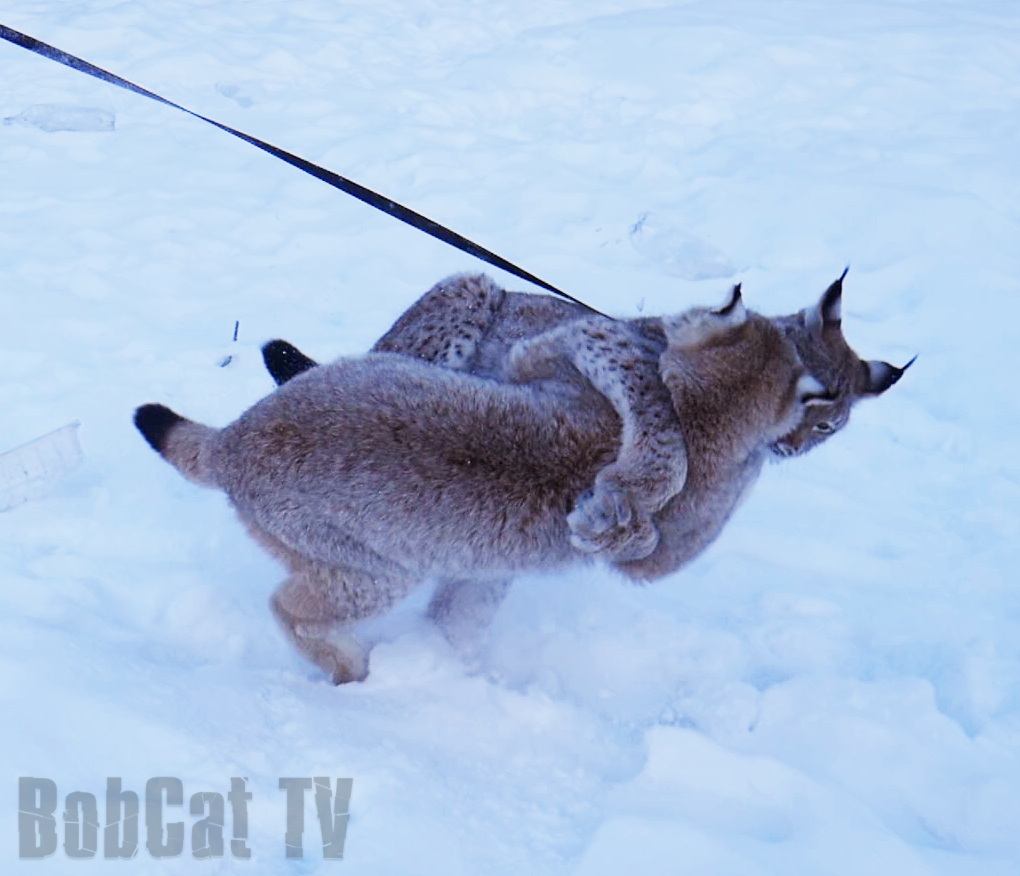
[
  {"left": 426, "top": 578, "right": 512, "bottom": 656},
  {"left": 371, "top": 273, "right": 506, "bottom": 370},
  {"left": 270, "top": 564, "right": 417, "bottom": 685},
  {"left": 510, "top": 320, "right": 687, "bottom": 561}
]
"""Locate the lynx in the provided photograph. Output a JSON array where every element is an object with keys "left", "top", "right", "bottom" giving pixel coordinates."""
[
  {"left": 266, "top": 270, "right": 911, "bottom": 457},
  {"left": 266, "top": 271, "right": 913, "bottom": 557},
  {"left": 137, "top": 272, "right": 911, "bottom": 682}
]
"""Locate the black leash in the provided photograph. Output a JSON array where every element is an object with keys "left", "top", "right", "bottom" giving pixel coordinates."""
[{"left": 1, "top": 22, "right": 606, "bottom": 317}]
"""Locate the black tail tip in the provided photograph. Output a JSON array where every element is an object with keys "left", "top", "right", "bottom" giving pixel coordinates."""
[
  {"left": 134, "top": 404, "right": 184, "bottom": 453},
  {"left": 261, "top": 339, "right": 319, "bottom": 386}
]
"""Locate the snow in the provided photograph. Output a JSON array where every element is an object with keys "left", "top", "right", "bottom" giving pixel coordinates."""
[
  {"left": 2, "top": 0, "right": 1019, "bottom": 872},
  {"left": 3, "top": 105, "right": 115, "bottom": 133}
]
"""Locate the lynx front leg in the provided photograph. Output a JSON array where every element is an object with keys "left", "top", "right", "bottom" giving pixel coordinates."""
[
  {"left": 508, "top": 321, "right": 688, "bottom": 560},
  {"left": 270, "top": 564, "right": 417, "bottom": 684},
  {"left": 372, "top": 273, "right": 506, "bottom": 370}
]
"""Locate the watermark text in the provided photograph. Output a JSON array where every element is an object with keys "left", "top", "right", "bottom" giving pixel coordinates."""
[{"left": 18, "top": 776, "right": 352, "bottom": 860}]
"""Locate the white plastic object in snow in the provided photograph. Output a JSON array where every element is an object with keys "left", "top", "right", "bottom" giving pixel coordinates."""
[{"left": 0, "top": 421, "right": 83, "bottom": 512}]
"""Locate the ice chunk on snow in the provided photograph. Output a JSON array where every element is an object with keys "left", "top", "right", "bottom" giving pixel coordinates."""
[
  {"left": 3, "top": 104, "right": 115, "bottom": 132},
  {"left": 0, "top": 421, "right": 83, "bottom": 512},
  {"left": 630, "top": 211, "right": 738, "bottom": 280}
]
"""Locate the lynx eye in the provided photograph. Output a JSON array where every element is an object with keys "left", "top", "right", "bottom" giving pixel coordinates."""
[{"left": 813, "top": 422, "right": 836, "bottom": 435}]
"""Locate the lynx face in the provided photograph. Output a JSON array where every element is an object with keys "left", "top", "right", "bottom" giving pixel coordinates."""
[{"left": 771, "top": 270, "right": 914, "bottom": 459}]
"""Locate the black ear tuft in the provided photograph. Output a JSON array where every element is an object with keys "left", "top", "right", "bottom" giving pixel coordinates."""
[
  {"left": 715, "top": 283, "right": 742, "bottom": 316},
  {"left": 262, "top": 339, "right": 319, "bottom": 385},
  {"left": 134, "top": 404, "right": 183, "bottom": 453}
]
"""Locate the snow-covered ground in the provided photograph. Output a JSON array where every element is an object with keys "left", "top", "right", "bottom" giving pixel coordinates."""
[{"left": 2, "top": 0, "right": 1019, "bottom": 872}]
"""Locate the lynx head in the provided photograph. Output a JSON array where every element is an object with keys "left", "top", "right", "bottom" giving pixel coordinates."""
[
  {"left": 660, "top": 284, "right": 841, "bottom": 458},
  {"left": 770, "top": 269, "right": 915, "bottom": 459}
]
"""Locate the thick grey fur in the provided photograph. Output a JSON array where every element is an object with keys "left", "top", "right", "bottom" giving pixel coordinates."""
[{"left": 139, "top": 272, "right": 910, "bottom": 683}]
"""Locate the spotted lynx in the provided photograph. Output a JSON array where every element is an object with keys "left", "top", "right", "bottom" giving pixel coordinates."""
[
  {"left": 266, "top": 270, "right": 910, "bottom": 455},
  {"left": 266, "top": 271, "right": 912, "bottom": 561},
  {"left": 136, "top": 272, "right": 910, "bottom": 683}
]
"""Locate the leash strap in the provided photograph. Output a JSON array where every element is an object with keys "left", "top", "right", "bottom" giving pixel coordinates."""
[{"left": 1, "top": 22, "right": 606, "bottom": 316}]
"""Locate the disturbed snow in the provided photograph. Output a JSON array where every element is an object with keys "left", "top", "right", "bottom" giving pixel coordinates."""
[{"left": 2, "top": 1, "right": 1019, "bottom": 873}]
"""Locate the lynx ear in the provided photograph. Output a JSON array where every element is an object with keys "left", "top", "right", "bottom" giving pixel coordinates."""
[
  {"left": 861, "top": 355, "right": 917, "bottom": 396},
  {"left": 805, "top": 267, "right": 848, "bottom": 334},
  {"left": 714, "top": 283, "right": 745, "bottom": 319},
  {"left": 664, "top": 283, "right": 746, "bottom": 346},
  {"left": 796, "top": 373, "right": 838, "bottom": 407}
]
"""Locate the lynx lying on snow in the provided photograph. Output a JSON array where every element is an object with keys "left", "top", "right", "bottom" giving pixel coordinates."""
[{"left": 137, "top": 272, "right": 911, "bottom": 683}]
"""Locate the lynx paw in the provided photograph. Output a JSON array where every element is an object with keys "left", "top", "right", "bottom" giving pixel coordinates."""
[
  {"left": 567, "top": 482, "right": 660, "bottom": 561},
  {"left": 320, "top": 634, "right": 370, "bottom": 685}
]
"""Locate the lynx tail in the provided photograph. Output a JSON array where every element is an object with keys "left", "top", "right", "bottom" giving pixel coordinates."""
[
  {"left": 262, "top": 339, "right": 318, "bottom": 386},
  {"left": 134, "top": 404, "right": 220, "bottom": 488}
]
